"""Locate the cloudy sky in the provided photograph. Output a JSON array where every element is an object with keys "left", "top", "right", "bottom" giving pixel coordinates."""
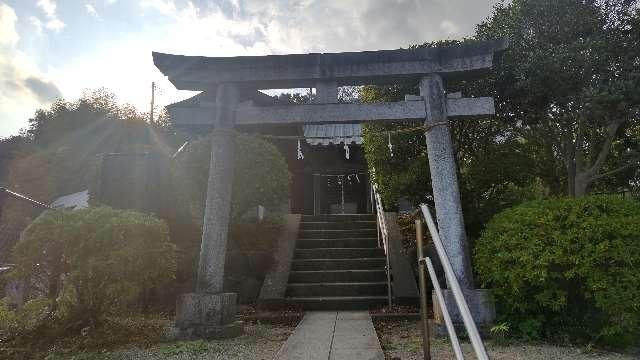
[{"left": 0, "top": 0, "right": 501, "bottom": 138}]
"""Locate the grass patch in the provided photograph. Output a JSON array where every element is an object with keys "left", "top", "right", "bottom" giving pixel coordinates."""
[
  {"left": 159, "top": 340, "right": 213, "bottom": 356},
  {"left": 0, "top": 314, "right": 171, "bottom": 360}
]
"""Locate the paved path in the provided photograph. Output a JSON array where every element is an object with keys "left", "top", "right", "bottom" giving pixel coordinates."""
[{"left": 274, "top": 311, "right": 384, "bottom": 360}]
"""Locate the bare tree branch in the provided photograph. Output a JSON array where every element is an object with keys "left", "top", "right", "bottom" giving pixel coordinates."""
[
  {"left": 575, "top": 118, "right": 585, "bottom": 169},
  {"left": 587, "top": 118, "right": 625, "bottom": 176},
  {"left": 591, "top": 156, "right": 640, "bottom": 182}
]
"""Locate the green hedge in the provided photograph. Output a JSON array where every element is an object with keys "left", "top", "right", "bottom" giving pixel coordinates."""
[
  {"left": 11, "top": 207, "right": 176, "bottom": 326},
  {"left": 475, "top": 196, "right": 640, "bottom": 347}
]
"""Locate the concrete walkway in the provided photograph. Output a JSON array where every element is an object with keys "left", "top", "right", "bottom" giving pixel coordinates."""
[{"left": 274, "top": 311, "right": 384, "bottom": 360}]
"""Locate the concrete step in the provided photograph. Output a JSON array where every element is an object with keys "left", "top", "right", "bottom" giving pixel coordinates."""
[
  {"left": 292, "top": 258, "right": 386, "bottom": 271},
  {"left": 299, "top": 229, "right": 378, "bottom": 239},
  {"left": 284, "top": 296, "right": 388, "bottom": 310},
  {"left": 286, "top": 282, "right": 387, "bottom": 297},
  {"left": 296, "top": 238, "right": 379, "bottom": 249},
  {"left": 300, "top": 221, "right": 377, "bottom": 230},
  {"left": 301, "top": 214, "right": 376, "bottom": 222},
  {"left": 289, "top": 270, "right": 387, "bottom": 283},
  {"left": 294, "top": 247, "right": 385, "bottom": 259}
]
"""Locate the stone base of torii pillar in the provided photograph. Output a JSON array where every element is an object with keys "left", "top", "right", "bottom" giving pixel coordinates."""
[
  {"left": 172, "top": 293, "right": 243, "bottom": 340},
  {"left": 433, "top": 289, "right": 495, "bottom": 335}
]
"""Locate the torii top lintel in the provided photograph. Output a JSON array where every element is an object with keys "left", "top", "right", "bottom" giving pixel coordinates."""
[{"left": 153, "top": 40, "right": 507, "bottom": 90}]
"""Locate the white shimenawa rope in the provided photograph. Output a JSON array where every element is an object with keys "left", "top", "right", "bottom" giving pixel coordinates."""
[
  {"left": 297, "top": 139, "right": 304, "bottom": 160},
  {"left": 388, "top": 133, "right": 394, "bottom": 157}
]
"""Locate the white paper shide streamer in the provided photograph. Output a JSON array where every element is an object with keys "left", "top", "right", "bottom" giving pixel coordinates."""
[
  {"left": 343, "top": 139, "right": 350, "bottom": 159},
  {"left": 297, "top": 139, "right": 304, "bottom": 160}
]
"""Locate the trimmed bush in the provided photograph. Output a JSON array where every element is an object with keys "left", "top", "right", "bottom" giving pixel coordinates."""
[
  {"left": 174, "top": 134, "right": 291, "bottom": 225},
  {"left": 11, "top": 207, "right": 176, "bottom": 325},
  {"left": 475, "top": 196, "right": 640, "bottom": 347}
]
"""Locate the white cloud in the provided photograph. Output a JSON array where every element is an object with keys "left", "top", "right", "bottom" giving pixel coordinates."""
[
  {"left": 140, "top": 0, "right": 177, "bottom": 16},
  {"left": 51, "top": 2, "right": 270, "bottom": 114},
  {"left": 0, "top": 4, "right": 61, "bottom": 137},
  {"left": 36, "top": 0, "right": 57, "bottom": 18},
  {"left": 85, "top": 4, "right": 100, "bottom": 19},
  {"left": 0, "top": 4, "right": 18, "bottom": 46},
  {"left": 36, "top": 0, "right": 66, "bottom": 32},
  {"left": 45, "top": 18, "right": 65, "bottom": 31},
  {"left": 29, "top": 16, "right": 44, "bottom": 36},
  {"left": 440, "top": 20, "right": 461, "bottom": 37}
]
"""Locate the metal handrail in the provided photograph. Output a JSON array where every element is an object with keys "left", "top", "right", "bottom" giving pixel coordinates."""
[
  {"left": 425, "top": 256, "right": 464, "bottom": 359},
  {"left": 372, "top": 184, "right": 392, "bottom": 307},
  {"left": 418, "top": 204, "right": 489, "bottom": 360}
]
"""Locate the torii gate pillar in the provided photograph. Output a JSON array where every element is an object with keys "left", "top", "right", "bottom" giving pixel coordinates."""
[
  {"left": 420, "top": 74, "right": 474, "bottom": 289},
  {"left": 420, "top": 74, "right": 495, "bottom": 327},
  {"left": 174, "top": 84, "right": 243, "bottom": 340}
]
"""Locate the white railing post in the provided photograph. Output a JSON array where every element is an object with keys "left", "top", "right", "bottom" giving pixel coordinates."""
[
  {"left": 420, "top": 204, "right": 489, "bottom": 360},
  {"left": 425, "top": 257, "right": 464, "bottom": 360},
  {"left": 372, "top": 184, "right": 392, "bottom": 307}
]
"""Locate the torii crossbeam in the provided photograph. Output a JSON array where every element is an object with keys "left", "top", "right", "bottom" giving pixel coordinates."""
[{"left": 154, "top": 39, "right": 506, "bottom": 339}]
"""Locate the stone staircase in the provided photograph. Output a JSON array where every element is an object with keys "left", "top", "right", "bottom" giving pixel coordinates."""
[{"left": 285, "top": 214, "right": 389, "bottom": 310}]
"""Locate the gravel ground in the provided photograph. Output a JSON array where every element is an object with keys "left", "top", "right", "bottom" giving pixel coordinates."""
[
  {"left": 375, "top": 320, "right": 638, "bottom": 360},
  {"left": 68, "top": 322, "right": 295, "bottom": 360}
]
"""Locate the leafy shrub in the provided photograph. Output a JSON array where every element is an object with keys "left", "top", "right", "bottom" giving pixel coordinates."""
[
  {"left": 223, "top": 217, "right": 284, "bottom": 304},
  {"left": 228, "top": 216, "right": 283, "bottom": 252},
  {"left": 0, "top": 297, "right": 50, "bottom": 338},
  {"left": 174, "top": 134, "right": 291, "bottom": 225},
  {"left": 475, "top": 196, "right": 640, "bottom": 347},
  {"left": 11, "top": 207, "right": 176, "bottom": 326}
]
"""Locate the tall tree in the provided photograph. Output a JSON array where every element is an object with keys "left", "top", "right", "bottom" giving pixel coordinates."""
[
  {"left": 477, "top": 0, "right": 640, "bottom": 196},
  {"left": 0, "top": 89, "right": 175, "bottom": 262}
]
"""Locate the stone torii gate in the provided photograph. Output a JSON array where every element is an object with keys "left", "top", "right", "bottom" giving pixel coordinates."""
[{"left": 153, "top": 40, "right": 506, "bottom": 338}]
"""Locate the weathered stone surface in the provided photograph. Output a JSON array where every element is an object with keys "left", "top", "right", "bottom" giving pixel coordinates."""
[
  {"left": 432, "top": 289, "right": 495, "bottom": 327},
  {"left": 175, "top": 292, "right": 237, "bottom": 328},
  {"left": 383, "top": 212, "right": 419, "bottom": 304},
  {"left": 420, "top": 74, "right": 475, "bottom": 289},
  {"left": 153, "top": 40, "right": 507, "bottom": 90},
  {"left": 196, "top": 84, "right": 239, "bottom": 294},
  {"left": 167, "top": 97, "right": 495, "bottom": 127},
  {"left": 315, "top": 81, "right": 338, "bottom": 103},
  {"left": 259, "top": 214, "right": 301, "bottom": 301}
]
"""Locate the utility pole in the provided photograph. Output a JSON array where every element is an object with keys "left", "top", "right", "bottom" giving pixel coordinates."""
[{"left": 150, "top": 82, "right": 156, "bottom": 123}]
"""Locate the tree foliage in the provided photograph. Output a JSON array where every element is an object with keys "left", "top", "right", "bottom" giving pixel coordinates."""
[
  {"left": 173, "top": 134, "right": 291, "bottom": 224},
  {"left": 477, "top": 0, "right": 640, "bottom": 196},
  {"left": 363, "top": 0, "right": 640, "bottom": 237},
  {"left": 0, "top": 89, "right": 175, "bottom": 262},
  {"left": 475, "top": 196, "right": 640, "bottom": 347},
  {"left": 11, "top": 207, "right": 176, "bottom": 325}
]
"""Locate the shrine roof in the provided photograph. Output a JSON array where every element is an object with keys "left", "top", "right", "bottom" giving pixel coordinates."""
[{"left": 304, "top": 124, "right": 363, "bottom": 146}]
